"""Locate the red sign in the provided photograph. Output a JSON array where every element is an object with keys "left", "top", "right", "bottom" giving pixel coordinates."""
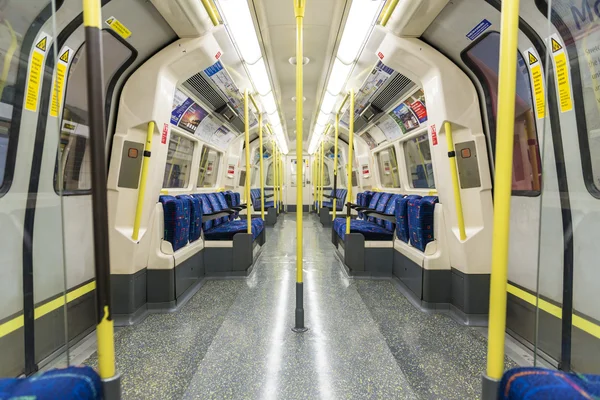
[
  {"left": 215, "top": 51, "right": 222, "bottom": 60},
  {"left": 410, "top": 100, "right": 427, "bottom": 123},
  {"left": 161, "top": 123, "right": 169, "bottom": 144},
  {"left": 430, "top": 124, "right": 438, "bottom": 146},
  {"left": 227, "top": 164, "right": 235, "bottom": 175},
  {"left": 377, "top": 51, "right": 384, "bottom": 60}
]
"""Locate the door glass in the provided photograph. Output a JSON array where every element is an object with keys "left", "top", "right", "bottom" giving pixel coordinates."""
[
  {"left": 197, "top": 145, "right": 221, "bottom": 188},
  {"left": 463, "top": 32, "right": 542, "bottom": 194},
  {"left": 163, "top": 133, "right": 194, "bottom": 189},
  {"left": 376, "top": 146, "right": 400, "bottom": 188},
  {"left": 290, "top": 158, "right": 307, "bottom": 187},
  {"left": 403, "top": 133, "right": 436, "bottom": 189}
]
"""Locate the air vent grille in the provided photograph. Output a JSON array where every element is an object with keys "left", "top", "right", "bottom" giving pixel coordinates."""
[
  {"left": 371, "top": 73, "right": 415, "bottom": 111},
  {"left": 183, "top": 72, "right": 227, "bottom": 111}
]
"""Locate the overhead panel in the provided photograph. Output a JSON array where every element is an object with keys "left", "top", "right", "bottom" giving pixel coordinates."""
[
  {"left": 183, "top": 72, "right": 226, "bottom": 111},
  {"left": 371, "top": 73, "right": 415, "bottom": 112}
]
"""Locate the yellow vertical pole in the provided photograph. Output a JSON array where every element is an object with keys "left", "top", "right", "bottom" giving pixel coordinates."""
[
  {"left": 483, "top": 0, "right": 520, "bottom": 397},
  {"left": 82, "top": 0, "right": 120, "bottom": 395},
  {"left": 132, "top": 121, "right": 154, "bottom": 241},
  {"left": 444, "top": 121, "right": 467, "bottom": 241},
  {"left": 333, "top": 113, "right": 339, "bottom": 220},
  {"left": 244, "top": 89, "right": 252, "bottom": 234},
  {"left": 320, "top": 140, "right": 325, "bottom": 207},
  {"left": 274, "top": 144, "right": 279, "bottom": 210},
  {"left": 279, "top": 154, "right": 284, "bottom": 211},
  {"left": 293, "top": 0, "right": 307, "bottom": 332},
  {"left": 259, "top": 114, "right": 265, "bottom": 220},
  {"left": 312, "top": 158, "right": 317, "bottom": 210},
  {"left": 345, "top": 89, "right": 355, "bottom": 235}
]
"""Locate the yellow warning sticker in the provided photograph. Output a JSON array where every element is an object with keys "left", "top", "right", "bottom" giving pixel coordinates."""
[
  {"left": 526, "top": 47, "right": 545, "bottom": 119},
  {"left": 50, "top": 46, "right": 73, "bottom": 118},
  {"left": 550, "top": 34, "right": 573, "bottom": 112},
  {"left": 105, "top": 16, "right": 131, "bottom": 39},
  {"left": 25, "top": 32, "right": 51, "bottom": 112}
]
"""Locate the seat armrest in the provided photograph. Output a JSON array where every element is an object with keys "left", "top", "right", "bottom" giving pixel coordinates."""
[{"left": 362, "top": 210, "right": 396, "bottom": 223}]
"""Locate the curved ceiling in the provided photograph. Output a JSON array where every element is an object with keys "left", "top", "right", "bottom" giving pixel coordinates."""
[{"left": 250, "top": 0, "right": 350, "bottom": 151}]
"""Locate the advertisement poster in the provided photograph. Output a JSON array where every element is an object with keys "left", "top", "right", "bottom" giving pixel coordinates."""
[
  {"left": 171, "top": 89, "right": 194, "bottom": 126},
  {"left": 179, "top": 102, "right": 209, "bottom": 134},
  {"left": 204, "top": 61, "right": 258, "bottom": 128},
  {"left": 212, "top": 126, "right": 236, "bottom": 149},
  {"left": 360, "top": 131, "right": 377, "bottom": 150},
  {"left": 390, "top": 103, "right": 420, "bottom": 133},
  {"left": 197, "top": 115, "right": 221, "bottom": 143},
  {"left": 376, "top": 114, "right": 403, "bottom": 142}
]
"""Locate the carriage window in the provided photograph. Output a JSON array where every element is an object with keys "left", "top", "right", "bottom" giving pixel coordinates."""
[
  {"left": 163, "top": 133, "right": 194, "bottom": 189},
  {"left": 197, "top": 146, "right": 221, "bottom": 188},
  {"left": 266, "top": 162, "right": 274, "bottom": 186},
  {"left": 404, "top": 133, "right": 435, "bottom": 189},
  {"left": 463, "top": 32, "right": 542, "bottom": 194},
  {"left": 321, "top": 163, "right": 331, "bottom": 186},
  {"left": 55, "top": 31, "right": 134, "bottom": 193},
  {"left": 376, "top": 146, "right": 401, "bottom": 188}
]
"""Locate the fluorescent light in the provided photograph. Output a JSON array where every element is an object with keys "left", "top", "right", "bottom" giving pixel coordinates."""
[
  {"left": 317, "top": 111, "right": 330, "bottom": 126},
  {"left": 327, "top": 58, "right": 352, "bottom": 96},
  {"left": 218, "top": 0, "right": 262, "bottom": 64},
  {"left": 260, "top": 92, "right": 277, "bottom": 115},
  {"left": 321, "top": 92, "right": 337, "bottom": 114},
  {"left": 247, "top": 58, "right": 271, "bottom": 96},
  {"left": 337, "top": 0, "right": 384, "bottom": 64}
]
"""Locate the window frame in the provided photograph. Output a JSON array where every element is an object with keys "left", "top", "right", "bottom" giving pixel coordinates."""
[
  {"left": 534, "top": 0, "right": 600, "bottom": 198},
  {"left": 53, "top": 29, "right": 137, "bottom": 196},
  {"left": 375, "top": 145, "right": 402, "bottom": 189},
  {"left": 0, "top": 2, "right": 65, "bottom": 197},
  {"left": 162, "top": 129, "right": 196, "bottom": 190},
  {"left": 196, "top": 143, "right": 222, "bottom": 189},
  {"left": 461, "top": 30, "right": 543, "bottom": 197}
]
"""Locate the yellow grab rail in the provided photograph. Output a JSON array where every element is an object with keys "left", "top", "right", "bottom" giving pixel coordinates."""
[
  {"left": 333, "top": 112, "right": 340, "bottom": 220},
  {"left": 244, "top": 89, "right": 252, "bottom": 234},
  {"left": 201, "top": 0, "right": 220, "bottom": 26},
  {"left": 345, "top": 89, "right": 355, "bottom": 235},
  {"left": 484, "top": 0, "right": 520, "bottom": 395},
  {"left": 259, "top": 114, "right": 265, "bottom": 220},
  {"left": 274, "top": 142, "right": 279, "bottom": 210},
  {"left": 293, "top": 0, "right": 307, "bottom": 332},
  {"left": 132, "top": 121, "right": 155, "bottom": 241},
  {"left": 380, "top": 0, "right": 399, "bottom": 27},
  {"left": 320, "top": 140, "right": 325, "bottom": 208},
  {"left": 444, "top": 121, "right": 466, "bottom": 241}
]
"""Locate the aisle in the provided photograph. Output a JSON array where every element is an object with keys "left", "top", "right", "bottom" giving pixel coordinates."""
[{"left": 85, "top": 213, "right": 516, "bottom": 399}]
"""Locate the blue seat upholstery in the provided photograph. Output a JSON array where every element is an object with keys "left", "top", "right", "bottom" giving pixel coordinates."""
[
  {"left": 357, "top": 191, "right": 374, "bottom": 219},
  {"left": 250, "top": 188, "right": 274, "bottom": 210},
  {"left": 322, "top": 189, "right": 347, "bottom": 211},
  {"left": 368, "top": 192, "right": 392, "bottom": 224},
  {"left": 408, "top": 196, "right": 438, "bottom": 251},
  {"left": 0, "top": 366, "right": 102, "bottom": 400},
  {"left": 333, "top": 193, "right": 401, "bottom": 241},
  {"left": 204, "top": 218, "right": 264, "bottom": 241},
  {"left": 177, "top": 194, "right": 202, "bottom": 242},
  {"left": 201, "top": 191, "right": 265, "bottom": 241},
  {"left": 159, "top": 195, "right": 189, "bottom": 251},
  {"left": 499, "top": 367, "right": 600, "bottom": 399},
  {"left": 395, "top": 195, "right": 421, "bottom": 243},
  {"left": 223, "top": 191, "right": 242, "bottom": 220}
]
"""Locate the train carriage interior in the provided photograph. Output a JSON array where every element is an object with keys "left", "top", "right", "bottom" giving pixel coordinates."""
[{"left": 1, "top": 0, "right": 600, "bottom": 399}]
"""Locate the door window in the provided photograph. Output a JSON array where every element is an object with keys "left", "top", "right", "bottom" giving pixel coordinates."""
[
  {"left": 376, "top": 146, "right": 401, "bottom": 188},
  {"left": 197, "top": 145, "right": 221, "bottom": 188},
  {"left": 463, "top": 32, "right": 542, "bottom": 195},
  {"left": 403, "top": 133, "right": 435, "bottom": 189},
  {"left": 163, "top": 133, "right": 194, "bottom": 189}
]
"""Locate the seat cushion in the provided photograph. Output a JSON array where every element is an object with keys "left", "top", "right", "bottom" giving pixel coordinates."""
[
  {"left": 159, "top": 195, "right": 189, "bottom": 251},
  {"left": 0, "top": 366, "right": 102, "bottom": 400},
  {"left": 334, "top": 218, "right": 394, "bottom": 241},
  {"left": 207, "top": 193, "right": 228, "bottom": 226},
  {"left": 408, "top": 196, "right": 438, "bottom": 251},
  {"left": 176, "top": 194, "right": 202, "bottom": 242},
  {"left": 204, "top": 218, "right": 264, "bottom": 241},
  {"left": 499, "top": 367, "right": 600, "bottom": 399},
  {"left": 395, "top": 195, "right": 421, "bottom": 243}
]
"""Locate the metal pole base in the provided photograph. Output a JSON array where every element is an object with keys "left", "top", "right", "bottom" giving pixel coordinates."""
[
  {"left": 102, "top": 374, "right": 122, "bottom": 400},
  {"left": 292, "top": 282, "right": 308, "bottom": 333},
  {"left": 481, "top": 374, "right": 500, "bottom": 400}
]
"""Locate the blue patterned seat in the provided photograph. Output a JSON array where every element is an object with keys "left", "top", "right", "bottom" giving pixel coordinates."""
[
  {"left": 499, "top": 367, "right": 600, "bottom": 399},
  {"left": 159, "top": 195, "right": 189, "bottom": 251},
  {"left": 333, "top": 193, "right": 401, "bottom": 241},
  {"left": 0, "top": 366, "right": 101, "bottom": 399},
  {"left": 176, "top": 194, "right": 202, "bottom": 242},
  {"left": 395, "top": 195, "right": 421, "bottom": 243},
  {"left": 250, "top": 188, "right": 274, "bottom": 210},
  {"left": 408, "top": 196, "right": 438, "bottom": 251},
  {"left": 322, "top": 189, "right": 348, "bottom": 211},
  {"left": 200, "top": 192, "right": 264, "bottom": 241},
  {"left": 357, "top": 191, "right": 374, "bottom": 219}
]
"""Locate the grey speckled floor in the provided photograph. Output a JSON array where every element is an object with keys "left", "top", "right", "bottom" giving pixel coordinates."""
[{"left": 84, "top": 213, "right": 517, "bottom": 399}]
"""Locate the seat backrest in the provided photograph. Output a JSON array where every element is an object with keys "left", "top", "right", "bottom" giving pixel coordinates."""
[
  {"left": 207, "top": 193, "right": 227, "bottom": 226},
  {"left": 395, "top": 195, "right": 421, "bottom": 243},
  {"left": 196, "top": 193, "right": 214, "bottom": 232},
  {"left": 408, "top": 196, "right": 438, "bottom": 251},
  {"left": 159, "top": 195, "right": 189, "bottom": 251},
  {"left": 215, "top": 192, "right": 232, "bottom": 221},
  {"left": 337, "top": 189, "right": 347, "bottom": 211},
  {"left": 223, "top": 191, "right": 240, "bottom": 220},
  {"left": 369, "top": 192, "right": 392, "bottom": 223},
  {"left": 250, "top": 188, "right": 260, "bottom": 207},
  {"left": 176, "top": 194, "right": 202, "bottom": 242},
  {"left": 380, "top": 194, "right": 402, "bottom": 231}
]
